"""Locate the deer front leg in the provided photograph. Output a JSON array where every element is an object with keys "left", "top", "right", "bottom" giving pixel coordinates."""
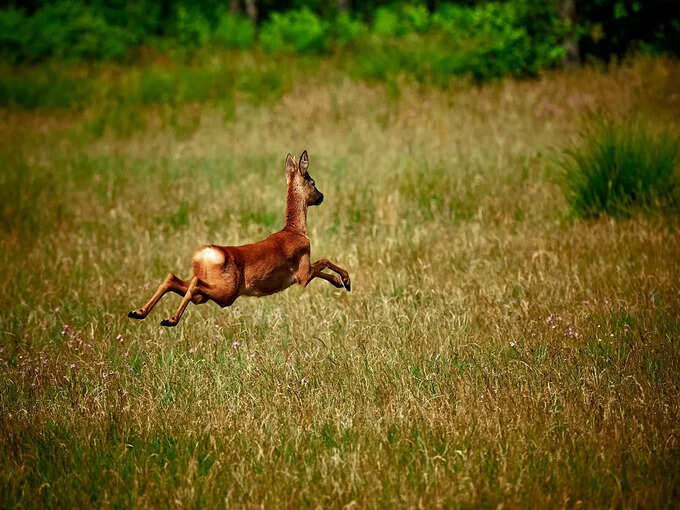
[
  {"left": 296, "top": 255, "right": 351, "bottom": 291},
  {"left": 312, "top": 259, "right": 351, "bottom": 291},
  {"left": 313, "top": 271, "right": 344, "bottom": 289},
  {"left": 161, "top": 276, "right": 198, "bottom": 327},
  {"left": 128, "top": 273, "right": 189, "bottom": 319}
]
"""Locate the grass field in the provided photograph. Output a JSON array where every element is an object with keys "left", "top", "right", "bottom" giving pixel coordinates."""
[{"left": 1, "top": 54, "right": 679, "bottom": 508}]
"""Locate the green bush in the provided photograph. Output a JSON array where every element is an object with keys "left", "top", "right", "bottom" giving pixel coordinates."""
[
  {"left": 16, "top": 2, "right": 131, "bottom": 61},
  {"left": 372, "top": 4, "right": 430, "bottom": 37},
  {"left": 213, "top": 12, "right": 255, "bottom": 50},
  {"left": 372, "top": 7, "right": 402, "bottom": 37},
  {"left": 0, "top": 9, "right": 28, "bottom": 64},
  {"left": 430, "top": 1, "right": 565, "bottom": 79},
  {"left": 260, "top": 8, "right": 329, "bottom": 53},
  {"left": 329, "top": 12, "right": 367, "bottom": 47},
  {"left": 353, "top": 1, "right": 566, "bottom": 84},
  {"left": 173, "top": 6, "right": 211, "bottom": 49},
  {"left": 559, "top": 120, "right": 680, "bottom": 218},
  {"left": 400, "top": 4, "right": 431, "bottom": 34}
]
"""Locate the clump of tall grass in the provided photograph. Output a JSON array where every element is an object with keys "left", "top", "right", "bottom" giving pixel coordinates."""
[{"left": 559, "top": 120, "right": 679, "bottom": 218}]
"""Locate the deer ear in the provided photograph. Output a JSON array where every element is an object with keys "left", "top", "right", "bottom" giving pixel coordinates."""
[
  {"left": 298, "top": 150, "right": 309, "bottom": 174},
  {"left": 285, "top": 153, "right": 297, "bottom": 176}
]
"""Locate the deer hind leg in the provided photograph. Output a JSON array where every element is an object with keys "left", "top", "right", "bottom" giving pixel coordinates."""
[
  {"left": 160, "top": 276, "right": 199, "bottom": 327},
  {"left": 128, "top": 273, "right": 189, "bottom": 320},
  {"left": 312, "top": 259, "right": 351, "bottom": 291}
]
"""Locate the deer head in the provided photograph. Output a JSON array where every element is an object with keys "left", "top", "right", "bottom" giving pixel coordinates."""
[{"left": 286, "top": 150, "right": 323, "bottom": 207}]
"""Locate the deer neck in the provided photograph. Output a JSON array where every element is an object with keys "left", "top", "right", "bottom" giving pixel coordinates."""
[{"left": 285, "top": 186, "right": 308, "bottom": 235}]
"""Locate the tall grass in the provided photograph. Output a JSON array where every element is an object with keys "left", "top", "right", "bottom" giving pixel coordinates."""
[
  {"left": 1, "top": 56, "right": 679, "bottom": 507},
  {"left": 560, "top": 120, "right": 679, "bottom": 218}
]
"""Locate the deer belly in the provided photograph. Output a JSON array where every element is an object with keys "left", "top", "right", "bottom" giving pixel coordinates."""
[{"left": 243, "top": 269, "right": 297, "bottom": 297}]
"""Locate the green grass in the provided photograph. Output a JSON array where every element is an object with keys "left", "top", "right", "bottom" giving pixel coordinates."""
[
  {"left": 0, "top": 55, "right": 291, "bottom": 113},
  {"left": 1, "top": 55, "right": 680, "bottom": 507},
  {"left": 560, "top": 119, "right": 680, "bottom": 218}
]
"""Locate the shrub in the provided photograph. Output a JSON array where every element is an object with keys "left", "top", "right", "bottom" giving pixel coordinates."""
[
  {"left": 559, "top": 120, "right": 680, "bottom": 218},
  {"left": 372, "top": 7, "right": 401, "bottom": 37},
  {"left": 173, "top": 6, "right": 211, "bottom": 48},
  {"left": 431, "top": 1, "right": 565, "bottom": 79},
  {"left": 20, "top": 1, "right": 131, "bottom": 61},
  {"left": 329, "top": 12, "right": 367, "bottom": 47},
  {"left": 353, "top": 1, "right": 566, "bottom": 84},
  {"left": 372, "top": 4, "right": 430, "bottom": 37},
  {"left": 0, "top": 9, "right": 29, "bottom": 63},
  {"left": 213, "top": 12, "right": 255, "bottom": 50},
  {"left": 400, "top": 3, "right": 431, "bottom": 34},
  {"left": 259, "top": 8, "right": 329, "bottom": 54}
]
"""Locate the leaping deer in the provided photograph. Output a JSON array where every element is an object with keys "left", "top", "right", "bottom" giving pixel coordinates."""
[{"left": 128, "top": 150, "right": 351, "bottom": 327}]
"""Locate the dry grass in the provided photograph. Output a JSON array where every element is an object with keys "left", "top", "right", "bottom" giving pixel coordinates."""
[{"left": 1, "top": 55, "right": 679, "bottom": 508}]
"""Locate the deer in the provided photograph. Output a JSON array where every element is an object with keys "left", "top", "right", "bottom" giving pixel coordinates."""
[{"left": 127, "top": 150, "right": 351, "bottom": 327}]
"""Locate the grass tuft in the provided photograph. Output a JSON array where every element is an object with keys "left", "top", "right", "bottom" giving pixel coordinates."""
[{"left": 559, "top": 119, "right": 679, "bottom": 218}]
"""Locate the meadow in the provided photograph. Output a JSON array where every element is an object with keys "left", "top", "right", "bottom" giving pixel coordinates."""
[{"left": 1, "top": 53, "right": 679, "bottom": 507}]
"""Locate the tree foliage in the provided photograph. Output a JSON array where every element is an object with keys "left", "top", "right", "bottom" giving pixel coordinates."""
[{"left": 0, "top": 1, "right": 678, "bottom": 78}]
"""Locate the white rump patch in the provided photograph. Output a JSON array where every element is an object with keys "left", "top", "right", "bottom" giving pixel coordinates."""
[{"left": 194, "top": 246, "right": 224, "bottom": 265}]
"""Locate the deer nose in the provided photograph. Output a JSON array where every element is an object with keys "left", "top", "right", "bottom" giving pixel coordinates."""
[{"left": 318, "top": 193, "right": 324, "bottom": 204}]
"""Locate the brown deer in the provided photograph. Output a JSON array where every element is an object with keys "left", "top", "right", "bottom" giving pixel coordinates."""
[{"left": 128, "top": 150, "right": 351, "bottom": 327}]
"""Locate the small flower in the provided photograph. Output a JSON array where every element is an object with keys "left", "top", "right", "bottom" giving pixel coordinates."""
[
  {"left": 509, "top": 341, "right": 516, "bottom": 348},
  {"left": 70, "top": 363, "right": 76, "bottom": 369},
  {"left": 102, "top": 372, "right": 108, "bottom": 378},
  {"left": 250, "top": 353, "right": 255, "bottom": 359},
  {"left": 54, "top": 307, "right": 60, "bottom": 313},
  {"left": 232, "top": 341, "right": 240, "bottom": 350},
  {"left": 546, "top": 314, "right": 553, "bottom": 325},
  {"left": 116, "top": 334, "right": 123, "bottom": 342},
  {"left": 189, "top": 347, "right": 196, "bottom": 354},
  {"left": 301, "top": 378, "right": 309, "bottom": 386}
]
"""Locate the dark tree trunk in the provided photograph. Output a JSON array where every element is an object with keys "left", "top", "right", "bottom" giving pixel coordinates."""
[
  {"left": 558, "top": 0, "right": 580, "bottom": 62},
  {"left": 245, "top": 0, "right": 257, "bottom": 22}
]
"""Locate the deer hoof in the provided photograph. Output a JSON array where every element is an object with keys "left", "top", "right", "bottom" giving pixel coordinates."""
[
  {"left": 128, "top": 309, "right": 145, "bottom": 319},
  {"left": 342, "top": 276, "right": 351, "bottom": 292},
  {"left": 160, "top": 318, "right": 177, "bottom": 327}
]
